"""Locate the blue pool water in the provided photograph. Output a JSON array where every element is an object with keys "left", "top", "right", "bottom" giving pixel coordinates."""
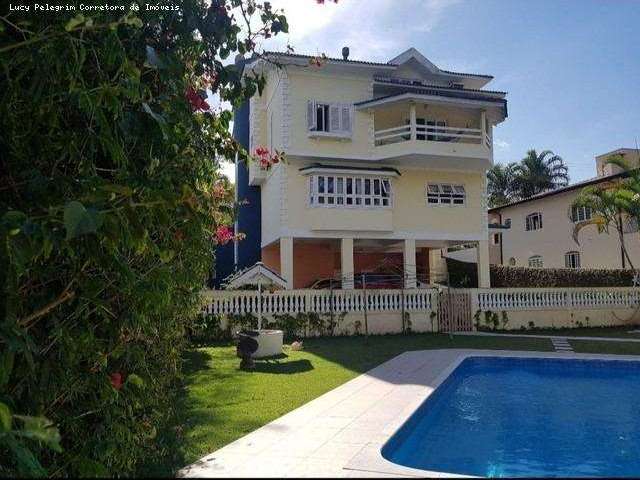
[{"left": 382, "top": 357, "right": 640, "bottom": 477}]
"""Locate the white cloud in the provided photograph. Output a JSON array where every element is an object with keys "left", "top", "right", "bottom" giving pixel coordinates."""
[
  {"left": 262, "top": 0, "right": 461, "bottom": 61},
  {"left": 494, "top": 139, "right": 510, "bottom": 150}
]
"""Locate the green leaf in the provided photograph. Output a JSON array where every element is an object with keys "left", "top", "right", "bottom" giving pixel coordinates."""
[
  {"left": 125, "top": 373, "right": 144, "bottom": 388},
  {"left": 159, "top": 249, "right": 175, "bottom": 263},
  {"left": 14, "top": 416, "right": 62, "bottom": 452},
  {"left": 0, "top": 349, "right": 14, "bottom": 387},
  {"left": 4, "top": 436, "right": 47, "bottom": 477},
  {"left": 0, "top": 402, "right": 12, "bottom": 431},
  {"left": 75, "top": 457, "right": 109, "bottom": 477},
  {"left": 123, "top": 13, "right": 143, "bottom": 28},
  {"left": 65, "top": 14, "right": 86, "bottom": 31},
  {"left": 63, "top": 201, "right": 103, "bottom": 240}
]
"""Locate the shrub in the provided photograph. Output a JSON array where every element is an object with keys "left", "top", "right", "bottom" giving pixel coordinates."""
[
  {"left": 446, "top": 259, "right": 636, "bottom": 288},
  {"left": 0, "top": 2, "right": 287, "bottom": 476},
  {"left": 490, "top": 265, "right": 636, "bottom": 288}
]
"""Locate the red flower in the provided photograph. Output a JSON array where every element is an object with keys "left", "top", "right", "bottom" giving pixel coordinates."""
[
  {"left": 185, "top": 87, "right": 210, "bottom": 112},
  {"left": 110, "top": 372, "right": 123, "bottom": 390},
  {"left": 215, "top": 225, "right": 234, "bottom": 245}
]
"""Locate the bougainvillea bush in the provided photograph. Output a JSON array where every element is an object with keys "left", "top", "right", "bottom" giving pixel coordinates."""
[{"left": 0, "top": 1, "right": 287, "bottom": 476}]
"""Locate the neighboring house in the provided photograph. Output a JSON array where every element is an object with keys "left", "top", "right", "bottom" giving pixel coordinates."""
[
  {"left": 489, "top": 148, "right": 640, "bottom": 270},
  {"left": 215, "top": 47, "right": 508, "bottom": 289}
]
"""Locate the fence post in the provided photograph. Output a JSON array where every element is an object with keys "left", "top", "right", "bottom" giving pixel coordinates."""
[
  {"left": 401, "top": 285, "right": 406, "bottom": 333},
  {"left": 362, "top": 274, "right": 369, "bottom": 341},
  {"left": 470, "top": 288, "right": 479, "bottom": 331}
]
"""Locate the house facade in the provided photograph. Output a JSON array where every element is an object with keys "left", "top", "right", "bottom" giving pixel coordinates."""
[
  {"left": 488, "top": 148, "right": 640, "bottom": 270},
  {"left": 216, "top": 48, "right": 507, "bottom": 289}
]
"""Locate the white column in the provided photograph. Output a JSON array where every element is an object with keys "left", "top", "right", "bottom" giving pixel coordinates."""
[
  {"left": 404, "top": 239, "right": 417, "bottom": 289},
  {"left": 409, "top": 103, "right": 417, "bottom": 141},
  {"left": 477, "top": 239, "right": 491, "bottom": 288},
  {"left": 280, "top": 237, "right": 294, "bottom": 290},
  {"left": 341, "top": 238, "right": 354, "bottom": 289},
  {"left": 429, "top": 248, "right": 448, "bottom": 285}
]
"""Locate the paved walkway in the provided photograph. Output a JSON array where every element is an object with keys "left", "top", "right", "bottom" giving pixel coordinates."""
[
  {"left": 177, "top": 349, "right": 640, "bottom": 478},
  {"left": 455, "top": 331, "right": 640, "bottom": 343}
]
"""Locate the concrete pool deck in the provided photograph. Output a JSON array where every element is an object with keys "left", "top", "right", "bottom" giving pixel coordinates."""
[{"left": 177, "top": 349, "right": 640, "bottom": 478}]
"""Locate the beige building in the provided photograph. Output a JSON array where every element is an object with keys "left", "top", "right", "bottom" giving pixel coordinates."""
[
  {"left": 488, "top": 148, "right": 640, "bottom": 270},
  {"left": 241, "top": 47, "right": 508, "bottom": 289}
]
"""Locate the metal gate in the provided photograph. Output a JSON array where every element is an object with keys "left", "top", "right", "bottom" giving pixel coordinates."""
[{"left": 437, "top": 289, "right": 473, "bottom": 332}]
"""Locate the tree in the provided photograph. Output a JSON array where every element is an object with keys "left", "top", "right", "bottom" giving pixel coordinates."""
[
  {"left": 513, "top": 149, "right": 569, "bottom": 199},
  {"left": 487, "top": 162, "right": 517, "bottom": 207},
  {"left": 0, "top": 1, "right": 288, "bottom": 476},
  {"left": 571, "top": 155, "right": 640, "bottom": 269}
]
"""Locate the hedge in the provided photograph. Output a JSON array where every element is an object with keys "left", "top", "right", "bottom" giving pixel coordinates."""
[{"left": 446, "top": 259, "right": 636, "bottom": 288}]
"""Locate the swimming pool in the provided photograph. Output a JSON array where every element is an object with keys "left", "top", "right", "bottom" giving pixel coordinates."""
[{"left": 382, "top": 356, "right": 640, "bottom": 477}]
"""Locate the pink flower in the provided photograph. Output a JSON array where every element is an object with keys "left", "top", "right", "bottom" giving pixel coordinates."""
[
  {"left": 253, "top": 146, "right": 284, "bottom": 170},
  {"left": 215, "top": 225, "right": 234, "bottom": 245}
]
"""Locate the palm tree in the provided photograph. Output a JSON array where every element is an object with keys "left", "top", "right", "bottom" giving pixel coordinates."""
[
  {"left": 487, "top": 162, "right": 517, "bottom": 207},
  {"left": 571, "top": 155, "right": 640, "bottom": 269},
  {"left": 512, "top": 149, "right": 569, "bottom": 199}
]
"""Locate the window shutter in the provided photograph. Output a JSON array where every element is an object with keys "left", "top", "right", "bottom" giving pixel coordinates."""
[
  {"left": 307, "top": 100, "right": 316, "bottom": 131},
  {"left": 329, "top": 104, "right": 341, "bottom": 132},
  {"left": 341, "top": 104, "right": 351, "bottom": 133}
]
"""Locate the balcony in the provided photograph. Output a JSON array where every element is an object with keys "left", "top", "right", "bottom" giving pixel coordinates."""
[
  {"left": 356, "top": 91, "right": 504, "bottom": 169},
  {"left": 373, "top": 121, "right": 492, "bottom": 166}
]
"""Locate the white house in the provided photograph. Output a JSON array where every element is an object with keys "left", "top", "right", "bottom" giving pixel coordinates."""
[{"left": 224, "top": 47, "right": 508, "bottom": 289}]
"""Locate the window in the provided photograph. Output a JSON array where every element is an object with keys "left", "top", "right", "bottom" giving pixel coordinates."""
[
  {"left": 528, "top": 255, "right": 543, "bottom": 268},
  {"left": 571, "top": 205, "right": 592, "bottom": 223},
  {"left": 525, "top": 212, "right": 543, "bottom": 231},
  {"left": 565, "top": 251, "right": 581, "bottom": 269},
  {"left": 504, "top": 218, "right": 511, "bottom": 228},
  {"left": 426, "top": 183, "right": 466, "bottom": 206},
  {"left": 309, "top": 174, "right": 392, "bottom": 208},
  {"left": 307, "top": 101, "right": 352, "bottom": 136},
  {"left": 491, "top": 233, "right": 501, "bottom": 245}
]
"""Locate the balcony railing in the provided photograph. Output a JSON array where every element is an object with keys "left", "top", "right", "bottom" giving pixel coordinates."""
[{"left": 374, "top": 123, "right": 491, "bottom": 149}]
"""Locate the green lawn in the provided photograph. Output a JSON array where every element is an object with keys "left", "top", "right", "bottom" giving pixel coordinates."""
[
  {"left": 482, "top": 325, "right": 640, "bottom": 338},
  {"left": 147, "top": 333, "right": 551, "bottom": 476},
  {"left": 571, "top": 339, "right": 640, "bottom": 355},
  {"left": 147, "top": 331, "right": 640, "bottom": 476}
]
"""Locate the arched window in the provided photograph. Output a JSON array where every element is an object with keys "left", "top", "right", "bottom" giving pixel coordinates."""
[
  {"left": 528, "top": 255, "right": 543, "bottom": 268},
  {"left": 525, "top": 212, "right": 543, "bottom": 231},
  {"left": 565, "top": 251, "right": 581, "bottom": 269}
]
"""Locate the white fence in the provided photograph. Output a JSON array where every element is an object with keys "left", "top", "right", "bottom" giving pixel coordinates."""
[
  {"left": 475, "top": 287, "right": 640, "bottom": 312},
  {"left": 202, "top": 286, "right": 640, "bottom": 333},
  {"left": 202, "top": 288, "right": 436, "bottom": 316}
]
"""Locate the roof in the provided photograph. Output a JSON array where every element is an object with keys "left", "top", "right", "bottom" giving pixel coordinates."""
[
  {"left": 387, "top": 47, "right": 493, "bottom": 80},
  {"left": 259, "top": 51, "right": 395, "bottom": 68},
  {"left": 488, "top": 170, "right": 629, "bottom": 212},
  {"left": 299, "top": 163, "right": 401, "bottom": 176},
  {"left": 257, "top": 49, "right": 494, "bottom": 80},
  {"left": 223, "top": 262, "right": 288, "bottom": 289},
  {"left": 355, "top": 91, "right": 507, "bottom": 109},
  {"left": 373, "top": 76, "right": 506, "bottom": 95}
]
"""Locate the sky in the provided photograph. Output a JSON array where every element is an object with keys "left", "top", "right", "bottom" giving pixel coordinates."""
[{"left": 221, "top": 0, "right": 640, "bottom": 183}]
